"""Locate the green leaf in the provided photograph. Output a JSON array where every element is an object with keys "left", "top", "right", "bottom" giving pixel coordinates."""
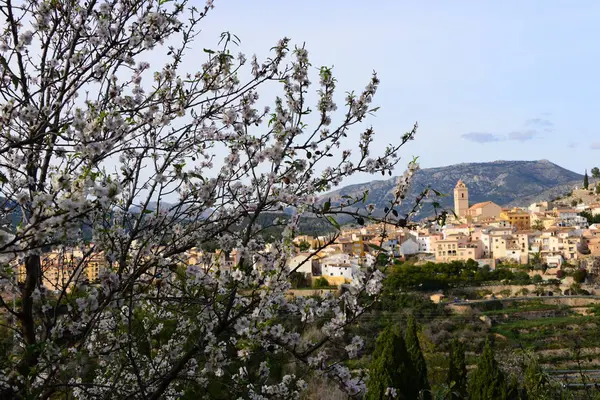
[
  {"left": 143, "top": 209, "right": 153, "bottom": 214},
  {"left": 357, "top": 216, "right": 365, "bottom": 225},
  {"left": 362, "top": 190, "right": 369, "bottom": 204},
  {"left": 203, "top": 48, "right": 215, "bottom": 54},
  {"left": 323, "top": 199, "right": 331, "bottom": 213},
  {"left": 431, "top": 188, "right": 449, "bottom": 197},
  {"left": 392, "top": 209, "right": 398, "bottom": 217},
  {"left": 0, "top": 172, "right": 7, "bottom": 184},
  {"left": 327, "top": 216, "right": 340, "bottom": 230}
]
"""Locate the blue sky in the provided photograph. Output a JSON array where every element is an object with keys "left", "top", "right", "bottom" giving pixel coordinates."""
[{"left": 197, "top": 0, "right": 600, "bottom": 183}]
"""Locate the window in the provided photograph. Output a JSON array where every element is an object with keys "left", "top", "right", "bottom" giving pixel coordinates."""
[{"left": 461, "top": 193, "right": 464, "bottom": 198}]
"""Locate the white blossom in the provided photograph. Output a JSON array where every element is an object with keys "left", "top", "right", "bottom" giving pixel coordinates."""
[{"left": 0, "top": 0, "right": 420, "bottom": 397}]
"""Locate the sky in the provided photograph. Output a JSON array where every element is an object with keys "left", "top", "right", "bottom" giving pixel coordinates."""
[{"left": 192, "top": 0, "right": 600, "bottom": 185}]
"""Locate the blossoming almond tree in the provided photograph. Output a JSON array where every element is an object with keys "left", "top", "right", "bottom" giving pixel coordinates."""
[{"left": 0, "top": 0, "right": 432, "bottom": 398}]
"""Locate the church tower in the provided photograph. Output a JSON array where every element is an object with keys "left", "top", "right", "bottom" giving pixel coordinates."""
[{"left": 454, "top": 179, "right": 469, "bottom": 218}]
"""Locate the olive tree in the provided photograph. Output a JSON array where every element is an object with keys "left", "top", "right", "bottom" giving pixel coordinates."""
[{"left": 0, "top": 0, "right": 433, "bottom": 398}]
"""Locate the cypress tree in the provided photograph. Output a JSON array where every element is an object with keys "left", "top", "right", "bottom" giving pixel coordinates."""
[
  {"left": 405, "top": 315, "right": 430, "bottom": 399},
  {"left": 468, "top": 339, "right": 509, "bottom": 400},
  {"left": 584, "top": 170, "right": 589, "bottom": 189},
  {"left": 366, "top": 326, "right": 413, "bottom": 400},
  {"left": 523, "top": 354, "right": 561, "bottom": 400},
  {"left": 447, "top": 339, "right": 467, "bottom": 399}
]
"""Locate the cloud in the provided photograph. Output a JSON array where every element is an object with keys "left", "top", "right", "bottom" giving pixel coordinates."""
[
  {"left": 507, "top": 130, "right": 537, "bottom": 142},
  {"left": 567, "top": 142, "right": 578, "bottom": 148},
  {"left": 461, "top": 132, "right": 504, "bottom": 143},
  {"left": 462, "top": 129, "right": 539, "bottom": 143},
  {"left": 591, "top": 142, "right": 600, "bottom": 150},
  {"left": 463, "top": 117, "right": 550, "bottom": 144},
  {"left": 525, "top": 117, "right": 554, "bottom": 132}
]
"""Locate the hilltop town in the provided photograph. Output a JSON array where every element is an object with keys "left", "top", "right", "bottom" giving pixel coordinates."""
[{"left": 17, "top": 178, "right": 600, "bottom": 294}]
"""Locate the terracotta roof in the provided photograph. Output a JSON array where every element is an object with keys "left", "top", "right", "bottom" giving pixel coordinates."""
[{"left": 469, "top": 201, "right": 498, "bottom": 210}]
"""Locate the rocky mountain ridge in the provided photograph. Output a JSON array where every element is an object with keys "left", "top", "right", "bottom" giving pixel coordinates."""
[{"left": 324, "top": 160, "right": 584, "bottom": 218}]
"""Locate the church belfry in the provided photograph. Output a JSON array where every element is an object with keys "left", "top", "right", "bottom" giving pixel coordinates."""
[{"left": 454, "top": 179, "right": 469, "bottom": 218}]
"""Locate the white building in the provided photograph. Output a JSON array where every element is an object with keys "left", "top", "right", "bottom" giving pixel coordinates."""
[
  {"left": 529, "top": 202, "right": 548, "bottom": 213},
  {"left": 553, "top": 209, "right": 581, "bottom": 225},
  {"left": 320, "top": 254, "right": 359, "bottom": 280},
  {"left": 545, "top": 255, "right": 564, "bottom": 268},
  {"left": 408, "top": 232, "right": 434, "bottom": 253},
  {"left": 398, "top": 237, "right": 419, "bottom": 256},
  {"left": 286, "top": 253, "right": 318, "bottom": 275},
  {"left": 556, "top": 214, "right": 589, "bottom": 228}
]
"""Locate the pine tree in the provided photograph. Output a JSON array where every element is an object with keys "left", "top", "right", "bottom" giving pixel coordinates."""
[
  {"left": 366, "top": 326, "right": 414, "bottom": 400},
  {"left": 405, "top": 315, "right": 430, "bottom": 399},
  {"left": 584, "top": 170, "right": 589, "bottom": 189},
  {"left": 447, "top": 339, "right": 467, "bottom": 399},
  {"left": 468, "top": 339, "right": 509, "bottom": 400}
]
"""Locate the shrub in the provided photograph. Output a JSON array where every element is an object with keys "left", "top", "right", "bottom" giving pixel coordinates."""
[
  {"left": 519, "top": 288, "right": 530, "bottom": 296},
  {"left": 313, "top": 277, "right": 330, "bottom": 288},
  {"left": 573, "top": 269, "right": 587, "bottom": 284},
  {"left": 290, "top": 271, "right": 310, "bottom": 288},
  {"left": 512, "top": 271, "right": 531, "bottom": 285},
  {"left": 556, "top": 270, "right": 565, "bottom": 279},
  {"left": 532, "top": 275, "right": 543, "bottom": 284}
]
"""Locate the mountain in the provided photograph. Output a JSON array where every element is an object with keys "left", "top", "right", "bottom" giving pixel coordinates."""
[
  {"left": 324, "top": 160, "right": 584, "bottom": 218},
  {"left": 504, "top": 181, "right": 581, "bottom": 207}
]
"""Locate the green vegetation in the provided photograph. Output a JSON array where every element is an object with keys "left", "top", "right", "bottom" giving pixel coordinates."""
[
  {"left": 354, "top": 258, "right": 600, "bottom": 399},
  {"left": 481, "top": 302, "right": 563, "bottom": 316},
  {"left": 584, "top": 170, "right": 589, "bottom": 190},
  {"left": 573, "top": 268, "right": 588, "bottom": 283},
  {"left": 366, "top": 326, "right": 415, "bottom": 400},
  {"left": 532, "top": 220, "right": 545, "bottom": 231},
  {"left": 297, "top": 240, "right": 311, "bottom": 252},
  {"left": 405, "top": 315, "right": 430, "bottom": 398},
  {"left": 312, "top": 277, "right": 331, "bottom": 288},
  {"left": 385, "top": 260, "right": 531, "bottom": 291},
  {"left": 579, "top": 210, "right": 600, "bottom": 224},
  {"left": 468, "top": 340, "right": 511, "bottom": 400},
  {"left": 447, "top": 339, "right": 467, "bottom": 399},
  {"left": 289, "top": 271, "right": 311, "bottom": 288}
]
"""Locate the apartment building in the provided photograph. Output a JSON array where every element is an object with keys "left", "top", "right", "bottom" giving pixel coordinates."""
[{"left": 500, "top": 208, "right": 531, "bottom": 231}]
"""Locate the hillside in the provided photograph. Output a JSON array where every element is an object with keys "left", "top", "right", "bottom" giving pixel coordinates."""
[
  {"left": 325, "top": 160, "right": 584, "bottom": 218},
  {"left": 507, "top": 180, "right": 600, "bottom": 208}
]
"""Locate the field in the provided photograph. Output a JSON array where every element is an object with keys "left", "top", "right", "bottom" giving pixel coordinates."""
[{"left": 474, "top": 298, "right": 600, "bottom": 391}]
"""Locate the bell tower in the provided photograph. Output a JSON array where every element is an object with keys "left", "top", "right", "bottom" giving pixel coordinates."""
[{"left": 454, "top": 179, "right": 469, "bottom": 218}]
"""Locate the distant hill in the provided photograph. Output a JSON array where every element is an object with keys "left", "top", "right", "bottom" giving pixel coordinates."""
[
  {"left": 324, "top": 160, "right": 584, "bottom": 218},
  {"left": 507, "top": 179, "right": 600, "bottom": 208},
  {"left": 504, "top": 181, "right": 580, "bottom": 207}
]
